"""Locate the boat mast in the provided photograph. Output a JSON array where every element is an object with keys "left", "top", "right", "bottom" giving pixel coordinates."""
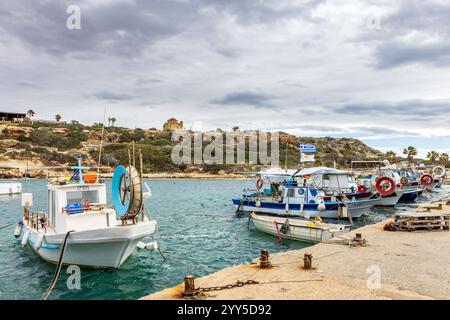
[{"left": 96, "top": 106, "right": 107, "bottom": 183}]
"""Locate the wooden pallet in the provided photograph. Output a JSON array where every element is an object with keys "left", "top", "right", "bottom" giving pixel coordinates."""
[{"left": 394, "top": 211, "right": 450, "bottom": 232}]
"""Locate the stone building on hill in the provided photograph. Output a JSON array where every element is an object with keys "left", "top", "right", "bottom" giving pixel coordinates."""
[{"left": 163, "top": 118, "right": 183, "bottom": 131}]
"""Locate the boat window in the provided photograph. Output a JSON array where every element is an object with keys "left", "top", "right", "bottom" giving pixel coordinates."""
[
  {"left": 286, "top": 188, "right": 296, "bottom": 197},
  {"left": 323, "top": 174, "right": 330, "bottom": 181},
  {"left": 66, "top": 190, "right": 99, "bottom": 205},
  {"left": 347, "top": 175, "right": 355, "bottom": 183}
]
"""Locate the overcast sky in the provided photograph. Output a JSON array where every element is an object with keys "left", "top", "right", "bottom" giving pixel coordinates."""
[{"left": 1, "top": 0, "right": 450, "bottom": 158}]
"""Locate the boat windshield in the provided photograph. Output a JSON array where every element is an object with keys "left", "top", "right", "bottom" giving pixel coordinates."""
[{"left": 66, "top": 190, "right": 99, "bottom": 205}]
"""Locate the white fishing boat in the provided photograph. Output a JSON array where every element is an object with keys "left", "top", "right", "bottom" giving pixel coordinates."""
[
  {"left": 0, "top": 181, "right": 22, "bottom": 195},
  {"left": 234, "top": 167, "right": 379, "bottom": 219},
  {"left": 15, "top": 156, "right": 157, "bottom": 268},
  {"left": 250, "top": 212, "right": 351, "bottom": 243}
]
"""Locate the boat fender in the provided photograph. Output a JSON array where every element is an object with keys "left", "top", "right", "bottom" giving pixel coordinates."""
[
  {"left": 341, "top": 205, "right": 348, "bottom": 218},
  {"left": 33, "top": 233, "right": 44, "bottom": 251},
  {"left": 14, "top": 221, "right": 23, "bottom": 238},
  {"left": 146, "top": 241, "right": 159, "bottom": 250},
  {"left": 255, "top": 200, "right": 261, "bottom": 207},
  {"left": 136, "top": 241, "right": 146, "bottom": 249},
  {"left": 21, "top": 230, "right": 30, "bottom": 247},
  {"left": 317, "top": 201, "right": 327, "bottom": 211}
]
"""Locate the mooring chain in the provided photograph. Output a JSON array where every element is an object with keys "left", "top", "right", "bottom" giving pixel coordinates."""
[{"left": 196, "top": 279, "right": 259, "bottom": 293}]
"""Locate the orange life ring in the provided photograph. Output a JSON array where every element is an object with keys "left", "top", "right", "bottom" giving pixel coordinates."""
[
  {"left": 83, "top": 202, "right": 91, "bottom": 211},
  {"left": 256, "top": 178, "right": 264, "bottom": 190},
  {"left": 357, "top": 185, "right": 368, "bottom": 194},
  {"left": 420, "top": 174, "right": 433, "bottom": 186},
  {"left": 376, "top": 177, "right": 396, "bottom": 196}
]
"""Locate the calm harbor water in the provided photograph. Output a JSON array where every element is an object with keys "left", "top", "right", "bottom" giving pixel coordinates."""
[{"left": 0, "top": 179, "right": 448, "bottom": 300}]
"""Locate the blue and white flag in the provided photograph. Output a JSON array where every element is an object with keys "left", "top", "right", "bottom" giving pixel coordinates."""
[{"left": 300, "top": 143, "right": 316, "bottom": 153}]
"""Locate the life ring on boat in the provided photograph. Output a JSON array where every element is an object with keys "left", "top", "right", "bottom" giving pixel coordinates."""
[
  {"left": 375, "top": 177, "right": 396, "bottom": 196},
  {"left": 357, "top": 185, "right": 368, "bottom": 194},
  {"left": 400, "top": 177, "right": 410, "bottom": 186},
  {"left": 256, "top": 178, "right": 264, "bottom": 190},
  {"left": 83, "top": 201, "right": 91, "bottom": 211},
  {"left": 432, "top": 165, "right": 446, "bottom": 178},
  {"left": 419, "top": 174, "right": 433, "bottom": 186}
]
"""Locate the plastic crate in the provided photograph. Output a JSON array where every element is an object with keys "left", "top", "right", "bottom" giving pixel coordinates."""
[{"left": 66, "top": 203, "right": 84, "bottom": 214}]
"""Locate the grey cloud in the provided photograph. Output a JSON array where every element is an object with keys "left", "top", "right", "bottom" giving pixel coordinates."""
[
  {"left": 369, "top": 1, "right": 450, "bottom": 68},
  {"left": 0, "top": 0, "right": 197, "bottom": 57},
  {"left": 331, "top": 100, "right": 450, "bottom": 118},
  {"left": 374, "top": 41, "right": 450, "bottom": 69},
  {"left": 211, "top": 92, "right": 278, "bottom": 109},
  {"left": 94, "top": 91, "right": 137, "bottom": 101},
  {"left": 350, "top": 126, "right": 420, "bottom": 137}
]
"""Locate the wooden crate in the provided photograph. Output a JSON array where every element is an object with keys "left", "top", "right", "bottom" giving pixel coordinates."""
[{"left": 394, "top": 211, "right": 450, "bottom": 232}]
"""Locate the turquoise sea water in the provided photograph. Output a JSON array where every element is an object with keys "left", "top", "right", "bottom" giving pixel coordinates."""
[{"left": 0, "top": 179, "right": 448, "bottom": 300}]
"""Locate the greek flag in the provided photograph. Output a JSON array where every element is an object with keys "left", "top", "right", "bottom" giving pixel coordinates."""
[{"left": 300, "top": 143, "right": 316, "bottom": 153}]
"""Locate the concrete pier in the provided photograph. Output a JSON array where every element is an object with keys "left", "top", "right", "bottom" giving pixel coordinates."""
[{"left": 142, "top": 200, "right": 450, "bottom": 300}]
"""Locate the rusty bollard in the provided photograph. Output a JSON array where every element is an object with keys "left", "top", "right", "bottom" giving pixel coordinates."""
[
  {"left": 260, "top": 249, "right": 270, "bottom": 268},
  {"left": 183, "top": 275, "right": 196, "bottom": 296},
  {"left": 303, "top": 253, "right": 313, "bottom": 270}
]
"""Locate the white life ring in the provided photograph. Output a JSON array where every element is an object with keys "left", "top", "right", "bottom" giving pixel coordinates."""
[
  {"left": 255, "top": 200, "right": 261, "bottom": 207},
  {"left": 432, "top": 165, "right": 446, "bottom": 178}
]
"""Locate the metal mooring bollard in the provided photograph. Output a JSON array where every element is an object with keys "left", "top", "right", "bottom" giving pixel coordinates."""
[
  {"left": 354, "top": 233, "right": 363, "bottom": 242},
  {"left": 260, "top": 249, "right": 270, "bottom": 268},
  {"left": 303, "top": 253, "right": 313, "bottom": 270},
  {"left": 183, "top": 275, "right": 196, "bottom": 296}
]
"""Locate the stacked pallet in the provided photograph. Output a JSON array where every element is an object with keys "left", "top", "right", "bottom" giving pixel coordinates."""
[{"left": 394, "top": 211, "right": 449, "bottom": 232}]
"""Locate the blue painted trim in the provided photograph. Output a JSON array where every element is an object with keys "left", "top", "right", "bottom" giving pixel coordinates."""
[{"left": 28, "top": 236, "right": 60, "bottom": 250}]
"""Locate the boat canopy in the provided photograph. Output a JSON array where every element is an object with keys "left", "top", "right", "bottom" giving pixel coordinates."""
[{"left": 293, "top": 167, "right": 353, "bottom": 177}]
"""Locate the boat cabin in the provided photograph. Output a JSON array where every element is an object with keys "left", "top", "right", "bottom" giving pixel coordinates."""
[
  {"left": 280, "top": 186, "right": 322, "bottom": 205},
  {"left": 47, "top": 182, "right": 116, "bottom": 233},
  {"left": 294, "top": 167, "right": 357, "bottom": 194}
]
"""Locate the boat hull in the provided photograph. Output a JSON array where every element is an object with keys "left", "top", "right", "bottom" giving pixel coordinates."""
[
  {"left": 233, "top": 198, "right": 376, "bottom": 219},
  {"left": 398, "top": 189, "right": 423, "bottom": 203},
  {"left": 250, "top": 213, "right": 351, "bottom": 243},
  {"left": 0, "top": 182, "right": 22, "bottom": 195},
  {"left": 24, "top": 220, "right": 156, "bottom": 268},
  {"left": 374, "top": 190, "right": 405, "bottom": 207}
]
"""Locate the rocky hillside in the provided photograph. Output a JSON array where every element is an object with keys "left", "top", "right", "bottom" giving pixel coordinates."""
[{"left": 0, "top": 121, "right": 383, "bottom": 177}]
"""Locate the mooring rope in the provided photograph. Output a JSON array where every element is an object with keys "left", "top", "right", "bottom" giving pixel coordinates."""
[
  {"left": 41, "top": 230, "right": 74, "bottom": 300},
  {"left": 0, "top": 222, "right": 15, "bottom": 230}
]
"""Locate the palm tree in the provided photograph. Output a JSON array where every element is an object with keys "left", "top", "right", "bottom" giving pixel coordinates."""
[
  {"left": 26, "top": 109, "right": 35, "bottom": 118},
  {"left": 403, "top": 146, "right": 417, "bottom": 166},
  {"left": 427, "top": 150, "right": 440, "bottom": 164},
  {"left": 107, "top": 117, "right": 111, "bottom": 127},
  {"left": 385, "top": 151, "right": 398, "bottom": 163},
  {"left": 439, "top": 153, "right": 449, "bottom": 167},
  {"left": 55, "top": 114, "right": 61, "bottom": 122},
  {"left": 110, "top": 117, "right": 116, "bottom": 127}
]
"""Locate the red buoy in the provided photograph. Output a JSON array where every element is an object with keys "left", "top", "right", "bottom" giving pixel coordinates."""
[
  {"left": 375, "top": 177, "right": 396, "bottom": 196},
  {"left": 357, "top": 185, "right": 368, "bottom": 194}
]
